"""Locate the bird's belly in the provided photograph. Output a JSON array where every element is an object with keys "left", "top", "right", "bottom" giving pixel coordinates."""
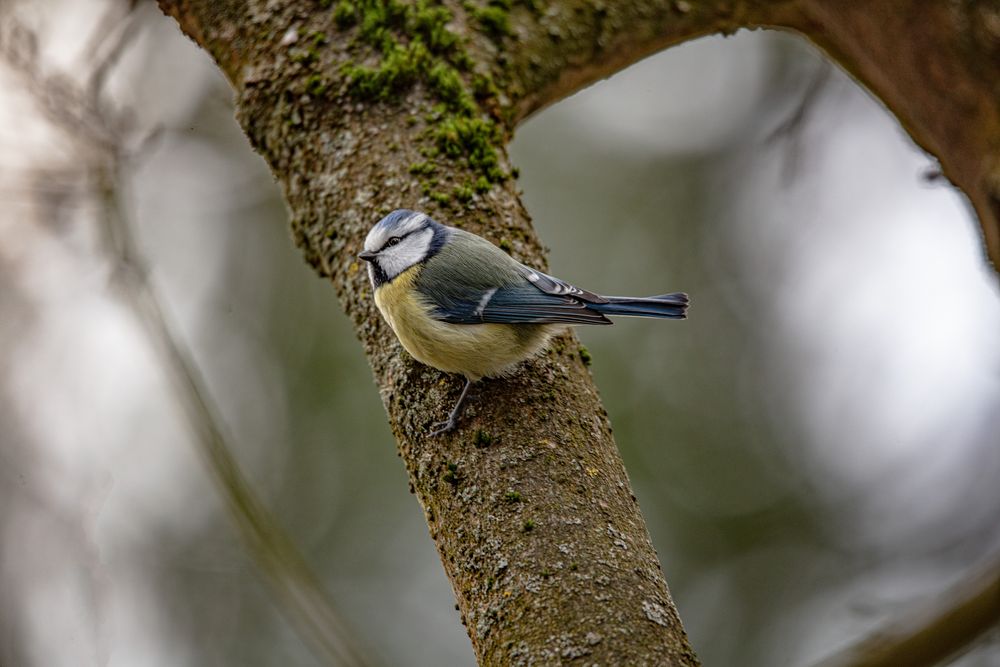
[{"left": 374, "top": 267, "right": 552, "bottom": 380}]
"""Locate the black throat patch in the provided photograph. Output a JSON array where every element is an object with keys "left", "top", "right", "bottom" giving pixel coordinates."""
[{"left": 370, "top": 260, "right": 390, "bottom": 288}]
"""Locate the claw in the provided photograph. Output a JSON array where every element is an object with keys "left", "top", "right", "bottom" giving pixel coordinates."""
[
  {"left": 429, "top": 377, "right": 474, "bottom": 437},
  {"left": 429, "top": 418, "right": 457, "bottom": 437}
]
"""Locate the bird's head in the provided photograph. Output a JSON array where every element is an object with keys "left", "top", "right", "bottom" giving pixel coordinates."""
[{"left": 359, "top": 209, "right": 445, "bottom": 287}]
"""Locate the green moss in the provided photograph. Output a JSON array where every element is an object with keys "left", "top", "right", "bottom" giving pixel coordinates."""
[
  {"left": 410, "top": 4, "right": 460, "bottom": 55},
  {"left": 291, "top": 49, "right": 318, "bottom": 65},
  {"left": 522, "top": 519, "right": 535, "bottom": 532},
  {"left": 333, "top": 1, "right": 357, "bottom": 28},
  {"left": 466, "top": 0, "right": 512, "bottom": 38},
  {"left": 453, "top": 184, "right": 474, "bottom": 203},
  {"left": 498, "top": 238, "right": 512, "bottom": 253},
  {"left": 578, "top": 346, "right": 592, "bottom": 366},
  {"left": 319, "top": 0, "right": 334, "bottom": 9},
  {"left": 428, "top": 63, "right": 476, "bottom": 115},
  {"left": 474, "top": 5, "right": 511, "bottom": 37},
  {"left": 434, "top": 116, "right": 505, "bottom": 181},
  {"left": 342, "top": 39, "right": 430, "bottom": 100},
  {"left": 305, "top": 74, "right": 328, "bottom": 97},
  {"left": 337, "top": 0, "right": 458, "bottom": 56},
  {"left": 428, "top": 190, "right": 451, "bottom": 206},
  {"left": 472, "top": 72, "right": 500, "bottom": 100},
  {"left": 334, "top": 0, "right": 510, "bottom": 186},
  {"left": 473, "top": 429, "right": 493, "bottom": 446},
  {"left": 360, "top": 2, "right": 411, "bottom": 52},
  {"left": 443, "top": 461, "right": 460, "bottom": 485},
  {"left": 504, "top": 490, "right": 522, "bottom": 502},
  {"left": 409, "top": 161, "right": 436, "bottom": 175}
]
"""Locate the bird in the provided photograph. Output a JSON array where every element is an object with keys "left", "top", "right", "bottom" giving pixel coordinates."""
[{"left": 358, "top": 209, "right": 689, "bottom": 436}]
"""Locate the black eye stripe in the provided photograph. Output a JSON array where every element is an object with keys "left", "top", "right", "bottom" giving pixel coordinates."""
[{"left": 380, "top": 226, "right": 422, "bottom": 251}]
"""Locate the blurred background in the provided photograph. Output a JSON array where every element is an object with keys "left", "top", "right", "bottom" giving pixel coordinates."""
[{"left": 2, "top": 1, "right": 999, "bottom": 666}]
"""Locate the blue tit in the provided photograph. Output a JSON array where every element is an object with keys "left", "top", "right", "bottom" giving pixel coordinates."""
[{"left": 359, "top": 209, "right": 689, "bottom": 435}]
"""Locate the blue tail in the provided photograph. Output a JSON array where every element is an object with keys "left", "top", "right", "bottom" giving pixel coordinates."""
[{"left": 590, "top": 292, "right": 689, "bottom": 320}]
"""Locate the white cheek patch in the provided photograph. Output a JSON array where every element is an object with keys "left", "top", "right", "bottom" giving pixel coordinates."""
[{"left": 377, "top": 227, "right": 433, "bottom": 281}]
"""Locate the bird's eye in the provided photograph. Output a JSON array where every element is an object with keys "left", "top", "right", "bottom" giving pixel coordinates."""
[{"left": 386, "top": 236, "right": 402, "bottom": 247}]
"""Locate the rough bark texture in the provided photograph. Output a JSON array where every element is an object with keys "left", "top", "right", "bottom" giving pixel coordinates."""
[{"left": 155, "top": 1, "right": 1000, "bottom": 665}]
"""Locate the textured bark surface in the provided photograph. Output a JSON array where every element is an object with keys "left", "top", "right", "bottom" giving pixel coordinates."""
[{"left": 155, "top": 1, "right": 1000, "bottom": 665}]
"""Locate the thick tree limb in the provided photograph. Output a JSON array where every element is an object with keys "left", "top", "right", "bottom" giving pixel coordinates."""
[
  {"left": 154, "top": 0, "right": 1000, "bottom": 664},
  {"left": 156, "top": 1, "right": 704, "bottom": 664}
]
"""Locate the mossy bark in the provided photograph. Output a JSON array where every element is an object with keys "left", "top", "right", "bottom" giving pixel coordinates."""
[{"left": 156, "top": 0, "right": 1000, "bottom": 664}]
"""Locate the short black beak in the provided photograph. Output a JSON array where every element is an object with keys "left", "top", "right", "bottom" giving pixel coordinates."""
[{"left": 358, "top": 250, "right": 377, "bottom": 262}]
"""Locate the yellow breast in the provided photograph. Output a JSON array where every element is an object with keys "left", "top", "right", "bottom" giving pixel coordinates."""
[{"left": 374, "top": 265, "right": 553, "bottom": 380}]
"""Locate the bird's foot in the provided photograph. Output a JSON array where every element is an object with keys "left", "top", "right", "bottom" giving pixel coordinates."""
[
  {"left": 429, "top": 417, "right": 458, "bottom": 438},
  {"left": 428, "top": 377, "right": 475, "bottom": 437}
]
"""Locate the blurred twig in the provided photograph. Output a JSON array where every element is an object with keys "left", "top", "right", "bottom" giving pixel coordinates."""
[
  {"left": 812, "top": 558, "right": 1000, "bottom": 667},
  {"left": 0, "top": 4, "right": 371, "bottom": 665},
  {"left": 95, "top": 169, "right": 372, "bottom": 667},
  {"left": 765, "top": 59, "right": 831, "bottom": 183}
]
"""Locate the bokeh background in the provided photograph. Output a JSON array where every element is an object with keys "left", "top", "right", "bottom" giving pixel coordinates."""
[{"left": 2, "top": 1, "right": 999, "bottom": 666}]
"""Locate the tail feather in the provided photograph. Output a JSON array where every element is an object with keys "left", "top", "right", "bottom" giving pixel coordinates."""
[{"left": 591, "top": 292, "right": 689, "bottom": 320}]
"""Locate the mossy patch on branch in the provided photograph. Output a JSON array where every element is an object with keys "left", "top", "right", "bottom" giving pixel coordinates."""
[
  {"left": 469, "top": 2, "right": 512, "bottom": 38},
  {"left": 305, "top": 74, "right": 329, "bottom": 97},
  {"left": 331, "top": 0, "right": 511, "bottom": 192},
  {"left": 341, "top": 40, "right": 430, "bottom": 99}
]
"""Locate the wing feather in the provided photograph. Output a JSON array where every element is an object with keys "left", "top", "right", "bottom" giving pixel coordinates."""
[
  {"left": 429, "top": 284, "right": 612, "bottom": 325},
  {"left": 414, "top": 228, "right": 611, "bottom": 325}
]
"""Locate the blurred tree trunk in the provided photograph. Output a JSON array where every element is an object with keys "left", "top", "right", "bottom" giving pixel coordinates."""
[{"left": 156, "top": 1, "right": 1000, "bottom": 665}]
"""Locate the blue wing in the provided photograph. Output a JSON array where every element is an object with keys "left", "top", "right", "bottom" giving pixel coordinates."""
[
  {"left": 410, "top": 227, "right": 611, "bottom": 325},
  {"left": 514, "top": 265, "right": 608, "bottom": 305},
  {"left": 428, "top": 283, "right": 613, "bottom": 325}
]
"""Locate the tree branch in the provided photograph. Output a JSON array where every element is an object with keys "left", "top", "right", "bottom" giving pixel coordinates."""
[
  {"left": 503, "top": 0, "right": 1000, "bottom": 272},
  {"left": 154, "top": 0, "right": 1000, "bottom": 664},
  {"left": 812, "top": 558, "right": 1000, "bottom": 667},
  {"left": 157, "top": 0, "right": 706, "bottom": 664},
  {"left": 784, "top": 0, "right": 1000, "bottom": 274}
]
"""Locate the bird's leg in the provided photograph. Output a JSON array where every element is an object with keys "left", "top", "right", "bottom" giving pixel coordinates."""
[{"left": 430, "top": 377, "right": 474, "bottom": 437}]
